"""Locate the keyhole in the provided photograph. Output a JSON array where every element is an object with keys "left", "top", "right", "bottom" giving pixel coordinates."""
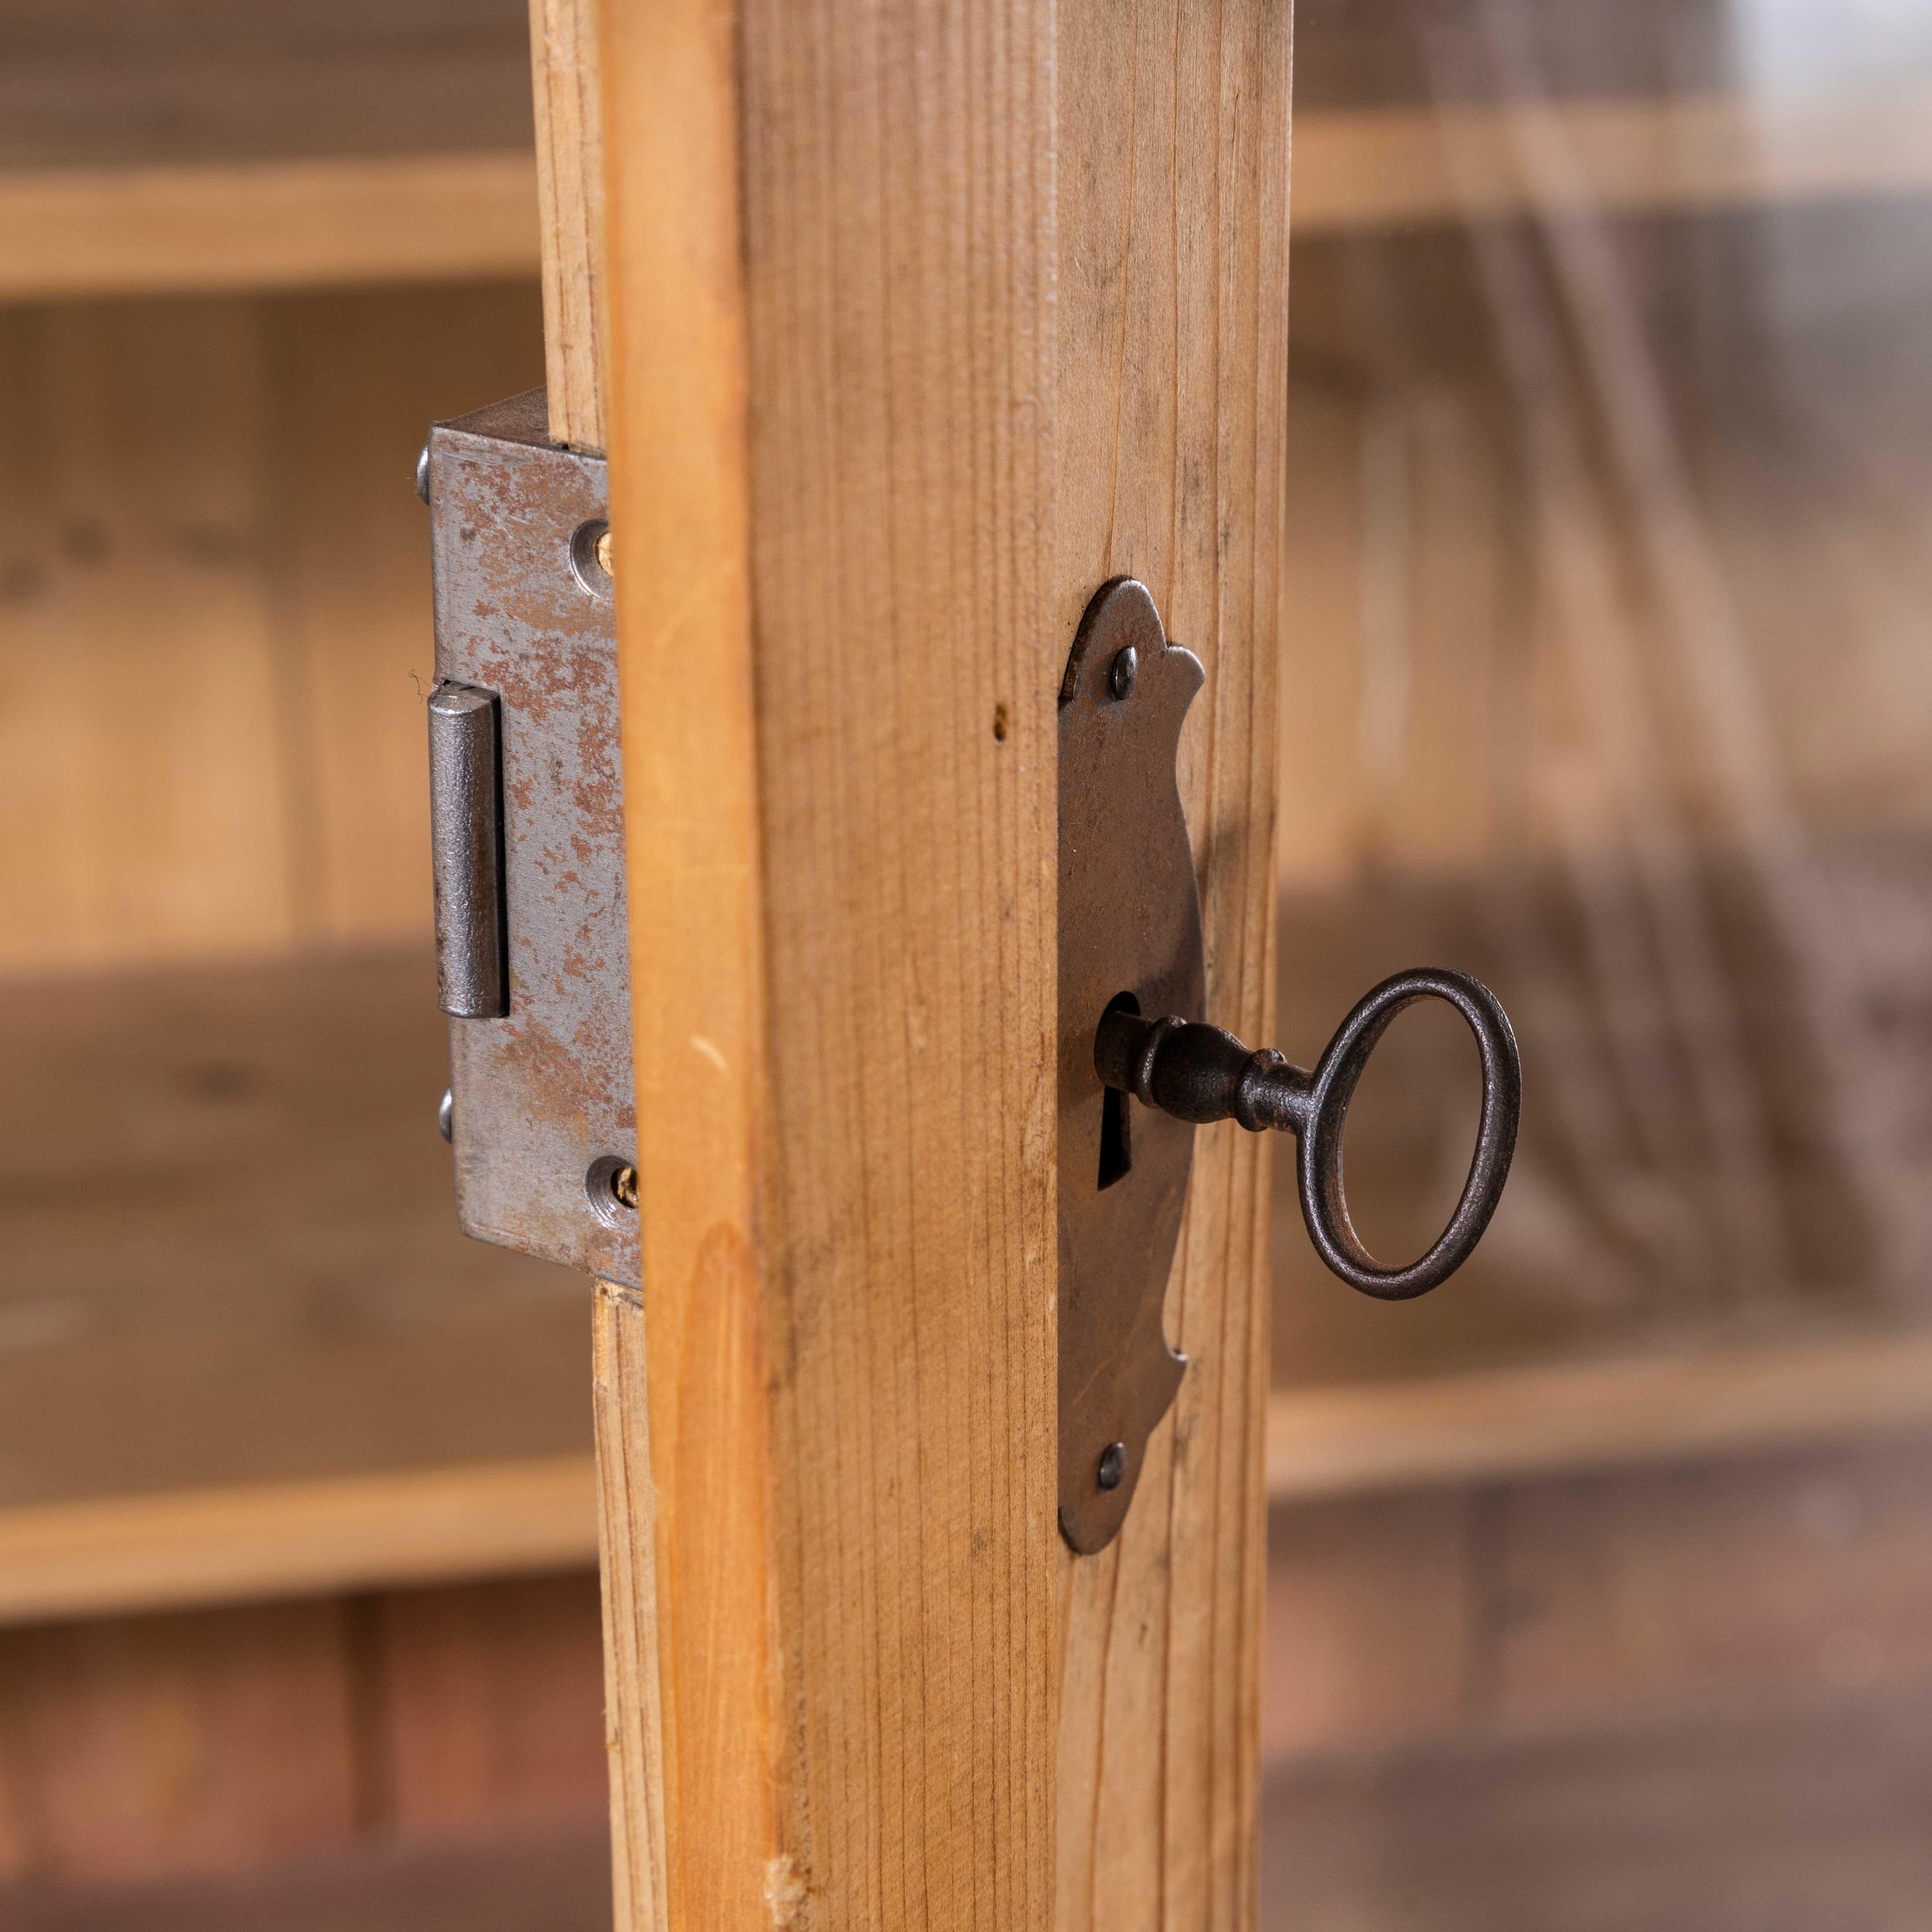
[{"left": 1098, "top": 991, "right": 1139, "bottom": 1191}]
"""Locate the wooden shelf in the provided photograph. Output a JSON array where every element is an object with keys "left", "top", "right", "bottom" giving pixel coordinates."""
[
  {"left": 0, "top": 1455, "right": 597, "bottom": 1626},
  {"left": 0, "top": 817, "right": 1917, "bottom": 1621},
  {"left": 4, "top": 86, "right": 1916, "bottom": 302},
  {"left": 1268, "top": 1328, "right": 1932, "bottom": 1500},
  {"left": 0, "top": 950, "right": 590, "bottom": 1515},
  {"left": 0, "top": 153, "right": 540, "bottom": 302},
  {"left": 1294, "top": 83, "right": 1932, "bottom": 234},
  {"left": 0, "top": 0, "right": 534, "bottom": 175},
  {"left": 0, "top": 0, "right": 540, "bottom": 301},
  {"left": 14, "top": 1321, "right": 1932, "bottom": 1622}
]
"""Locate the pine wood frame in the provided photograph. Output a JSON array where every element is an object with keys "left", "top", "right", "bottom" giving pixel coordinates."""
[{"left": 534, "top": 2, "right": 1290, "bottom": 1922}]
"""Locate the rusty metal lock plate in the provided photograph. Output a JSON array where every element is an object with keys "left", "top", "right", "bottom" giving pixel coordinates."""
[{"left": 427, "top": 389, "right": 638, "bottom": 1288}]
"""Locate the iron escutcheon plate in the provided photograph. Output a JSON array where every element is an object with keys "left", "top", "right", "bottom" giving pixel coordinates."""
[{"left": 1058, "top": 579, "right": 1206, "bottom": 1553}]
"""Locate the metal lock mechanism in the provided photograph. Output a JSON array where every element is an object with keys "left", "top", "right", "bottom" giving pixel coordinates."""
[
  {"left": 419, "top": 404, "right": 1518, "bottom": 1552},
  {"left": 424, "top": 390, "right": 638, "bottom": 1289},
  {"left": 1056, "top": 579, "right": 1521, "bottom": 1553}
]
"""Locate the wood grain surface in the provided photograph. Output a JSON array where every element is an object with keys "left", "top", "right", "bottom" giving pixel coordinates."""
[
  {"left": 741, "top": 0, "right": 1065, "bottom": 1914},
  {"left": 601, "top": 0, "right": 1063, "bottom": 1921},
  {"left": 594, "top": 0, "right": 1288, "bottom": 1922},
  {"left": 599, "top": 0, "right": 774, "bottom": 1926},
  {"left": 591, "top": 1282, "right": 669, "bottom": 1932},
  {"left": 1052, "top": 5, "right": 1290, "bottom": 1929}
]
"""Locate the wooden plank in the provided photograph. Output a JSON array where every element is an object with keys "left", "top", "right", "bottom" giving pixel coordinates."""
[
  {"left": 0, "top": 286, "right": 542, "bottom": 977},
  {"left": 0, "top": 299, "right": 296, "bottom": 973},
  {"left": 0, "top": 1831, "right": 614, "bottom": 1932},
  {"left": 377, "top": 1573, "right": 608, "bottom": 1837},
  {"left": 1294, "top": 83, "right": 1932, "bottom": 235},
  {"left": 598, "top": 0, "right": 761, "bottom": 1923},
  {"left": 1263, "top": 1489, "right": 1475, "bottom": 1765},
  {"left": 527, "top": 15, "right": 644, "bottom": 1924},
  {"left": 1259, "top": 1683, "right": 1932, "bottom": 1932},
  {"left": 0, "top": 1459, "right": 597, "bottom": 1627},
  {"left": 738, "top": 0, "right": 1066, "bottom": 1898},
  {"left": 600, "top": 0, "right": 1063, "bottom": 1921},
  {"left": 1259, "top": 1428, "right": 1932, "bottom": 1777},
  {"left": 1052, "top": 6, "right": 1288, "bottom": 1929},
  {"left": 1493, "top": 1430, "right": 1932, "bottom": 1730},
  {"left": 0, "top": 155, "right": 541, "bottom": 303},
  {"left": 592, "top": 1282, "right": 669, "bottom": 1932},
  {"left": 0, "top": 1600, "right": 361, "bottom": 1885},
  {"left": 1266, "top": 1329, "right": 1932, "bottom": 1500},
  {"left": 0, "top": 0, "right": 534, "bottom": 177},
  {"left": 0, "top": 950, "right": 588, "bottom": 1515},
  {"left": 529, "top": 0, "right": 607, "bottom": 450}
]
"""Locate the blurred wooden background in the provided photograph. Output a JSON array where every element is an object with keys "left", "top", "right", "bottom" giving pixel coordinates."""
[{"left": 5, "top": 0, "right": 1932, "bottom": 1925}]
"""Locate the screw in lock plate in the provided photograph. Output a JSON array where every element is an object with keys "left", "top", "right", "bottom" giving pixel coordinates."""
[
  {"left": 569, "top": 518, "right": 615, "bottom": 601},
  {"left": 1096, "top": 1442, "right": 1126, "bottom": 1491},
  {"left": 1107, "top": 644, "right": 1137, "bottom": 701},
  {"left": 584, "top": 1154, "right": 639, "bottom": 1227}
]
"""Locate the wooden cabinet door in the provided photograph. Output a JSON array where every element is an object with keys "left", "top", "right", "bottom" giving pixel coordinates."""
[{"left": 528, "top": 3, "right": 1290, "bottom": 1924}]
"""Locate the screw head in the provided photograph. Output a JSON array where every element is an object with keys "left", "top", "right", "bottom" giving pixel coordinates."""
[
  {"left": 1108, "top": 645, "right": 1137, "bottom": 701},
  {"left": 415, "top": 441, "right": 431, "bottom": 505},
  {"left": 437, "top": 1087, "right": 453, "bottom": 1141},
  {"left": 1096, "top": 1441, "right": 1127, "bottom": 1491}
]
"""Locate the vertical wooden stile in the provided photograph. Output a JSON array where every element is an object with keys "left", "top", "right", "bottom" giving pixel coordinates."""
[
  {"left": 532, "top": 4, "right": 665, "bottom": 1924},
  {"left": 600, "top": 0, "right": 795, "bottom": 1923},
  {"left": 603, "top": 0, "right": 1062, "bottom": 1921},
  {"left": 532, "top": 1, "right": 1291, "bottom": 1925}
]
